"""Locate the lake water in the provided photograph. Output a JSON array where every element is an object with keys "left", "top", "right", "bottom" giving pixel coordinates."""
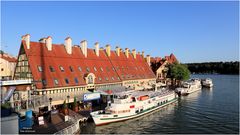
[{"left": 80, "top": 75, "right": 239, "bottom": 134}]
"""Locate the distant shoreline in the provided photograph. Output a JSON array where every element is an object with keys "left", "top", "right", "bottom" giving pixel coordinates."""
[{"left": 185, "top": 61, "right": 239, "bottom": 75}]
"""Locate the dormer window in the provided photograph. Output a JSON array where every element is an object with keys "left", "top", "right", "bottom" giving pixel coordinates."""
[
  {"left": 59, "top": 66, "right": 64, "bottom": 72},
  {"left": 42, "top": 79, "right": 47, "bottom": 86},
  {"left": 49, "top": 66, "right": 55, "bottom": 72},
  {"left": 111, "top": 77, "right": 115, "bottom": 80},
  {"left": 94, "top": 67, "right": 97, "bottom": 72},
  {"left": 38, "top": 66, "right": 43, "bottom": 72},
  {"left": 65, "top": 78, "right": 69, "bottom": 84},
  {"left": 74, "top": 77, "right": 79, "bottom": 84},
  {"left": 69, "top": 66, "right": 74, "bottom": 72},
  {"left": 100, "top": 67, "right": 103, "bottom": 72},
  {"left": 106, "top": 77, "right": 109, "bottom": 81},
  {"left": 99, "top": 77, "right": 102, "bottom": 81},
  {"left": 78, "top": 66, "right": 82, "bottom": 72},
  {"left": 54, "top": 79, "right": 59, "bottom": 85},
  {"left": 86, "top": 67, "right": 90, "bottom": 72}
]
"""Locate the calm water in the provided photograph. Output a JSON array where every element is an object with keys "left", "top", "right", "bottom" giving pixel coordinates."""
[{"left": 80, "top": 75, "right": 239, "bottom": 134}]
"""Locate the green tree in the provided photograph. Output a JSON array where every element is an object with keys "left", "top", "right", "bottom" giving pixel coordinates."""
[
  {"left": 168, "top": 63, "right": 191, "bottom": 86},
  {"left": 63, "top": 100, "right": 68, "bottom": 109}
]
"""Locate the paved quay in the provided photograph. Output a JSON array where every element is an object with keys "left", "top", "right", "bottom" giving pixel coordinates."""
[{"left": 21, "top": 109, "right": 86, "bottom": 134}]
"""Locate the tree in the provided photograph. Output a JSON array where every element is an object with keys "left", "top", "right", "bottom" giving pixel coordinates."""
[
  {"left": 167, "top": 63, "right": 190, "bottom": 86},
  {"left": 73, "top": 97, "right": 78, "bottom": 112}
]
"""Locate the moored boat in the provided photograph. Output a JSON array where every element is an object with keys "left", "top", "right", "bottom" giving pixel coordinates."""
[
  {"left": 201, "top": 78, "right": 213, "bottom": 88},
  {"left": 90, "top": 89, "right": 178, "bottom": 126},
  {"left": 175, "top": 78, "right": 202, "bottom": 96}
]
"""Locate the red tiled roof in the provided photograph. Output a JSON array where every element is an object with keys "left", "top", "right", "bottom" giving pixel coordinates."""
[
  {"left": 21, "top": 41, "right": 155, "bottom": 89},
  {"left": 150, "top": 54, "right": 178, "bottom": 74},
  {"left": 0, "top": 54, "right": 17, "bottom": 62}
]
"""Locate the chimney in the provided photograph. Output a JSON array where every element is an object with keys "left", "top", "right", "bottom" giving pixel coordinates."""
[
  {"left": 146, "top": 55, "right": 151, "bottom": 66},
  {"left": 116, "top": 46, "right": 120, "bottom": 56},
  {"left": 22, "top": 34, "right": 30, "bottom": 49},
  {"left": 46, "top": 36, "right": 52, "bottom": 51},
  {"left": 95, "top": 42, "right": 99, "bottom": 56},
  {"left": 105, "top": 45, "right": 111, "bottom": 57},
  {"left": 81, "top": 40, "right": 87, "bottom": 57},
  {"left": 142, "top": 51, "right": 145, "bottom": 58},
  {"left": 125, "top": 48, "right": 129, "bottom": 58},
  {"left": 132, "top": 49, "right": 136, "bottom": 59},
  {"left": 65, "top": 37, "right": 72, "bottom": 54}
]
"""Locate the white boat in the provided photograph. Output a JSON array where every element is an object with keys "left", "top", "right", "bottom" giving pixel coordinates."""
[
  {"left": 201, "top": 78, "right": 213, "bottom": 88},
  {"left": 90, "top": 89, "right": 178, "bottom": 126},
  {"left": 175, "top": 78, "right": 202, "bottom": 96}
]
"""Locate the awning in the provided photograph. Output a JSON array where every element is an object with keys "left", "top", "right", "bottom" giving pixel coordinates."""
[{"left": 96, "top": 86, "right": 128, "bottom": 95}]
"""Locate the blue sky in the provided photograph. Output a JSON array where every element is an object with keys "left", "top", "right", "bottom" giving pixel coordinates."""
[{"left": 1, "top": 1, "right": 239, "bottom": 63}]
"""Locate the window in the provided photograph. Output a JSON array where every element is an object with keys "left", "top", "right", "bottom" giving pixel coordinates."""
[
  {"left": 38, "top": 66, "right": 43, "bottom": 72},
  {"left": 117, "top": 77, "right": 120, "bottom": 80},
  {"left": 74, "top": 77, "right": 79, "bottom": 84},
  {"left": 99, "top": 77, "right": 102, "bottom": 81},
  {"left": 86, "top": 67, "right": 90, "bottom": 72},
  {"left": 65, "top": 78, "right": 69, "bottom": 84},
  {"left": 59, "top": 66, "right": 64, "bottom": 72},
  {"left": 112, "top": 67, "right": 115, "bottom": 71},
  {"left": 49, "top": 66, "right": 55, "bottom": 72},
  {"left": 69, "top": 66, "right": 74, "bottom": 72},
  {"left": 42, "top": 79, "right": 47, "bottom": 86},
  {"left": 111, "top": 77, "right": 115, "bottom": 80},
  {"left": 106, "top": 77, "right": 109, "bottom": 81},
  {"left": 94, "top": 67, "right": 97, "bottom": 72},
  {"left": 1, "top": 68, "right": 3, "bottom": 71},
  {"left": 88, "top": 75, "right": 93, "bottom": 84},
  {"left": 54, "top": 79, "right": 59, "bottom": 85},
  {"left": 78, "top": 66, "right": 82, "bottom": 72},
  {"left": 100, "top": 67, "right": 103, "bottom": 72}
]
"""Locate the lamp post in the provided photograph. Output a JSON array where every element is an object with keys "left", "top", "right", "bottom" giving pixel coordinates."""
[
  {"left": 49, "top": 98, "right": 52, "bottom": 110},
  {"left": 49, "top": 97, "right": 52, "bottom": 123},
  {"left": 67, "top": 95, "right": 70, "bottom": 109}
]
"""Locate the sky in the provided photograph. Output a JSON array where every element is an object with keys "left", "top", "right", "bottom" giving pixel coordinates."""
[{"left": 1, "top": 1, "right": 239, "bottom": 63}]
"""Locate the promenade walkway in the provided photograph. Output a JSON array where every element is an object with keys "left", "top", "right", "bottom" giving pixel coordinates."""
[{"left": 29, "top": 109, "right": 84, "bottom": 134}]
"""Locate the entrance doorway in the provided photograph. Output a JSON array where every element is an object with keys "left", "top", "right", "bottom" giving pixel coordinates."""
[{"left": 87, "top": 88, "right": 94, "bottom": 92}]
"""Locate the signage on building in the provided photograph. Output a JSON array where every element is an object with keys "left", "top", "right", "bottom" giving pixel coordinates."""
[
  {"left": 83, "top": 92, "right": 100, "bottom": 101},
  {"left": 124, "top": 80, "right": 139, "bottom": 85},
  {"left": 1, "top": 79, "right": 32, "bottom": 86}
]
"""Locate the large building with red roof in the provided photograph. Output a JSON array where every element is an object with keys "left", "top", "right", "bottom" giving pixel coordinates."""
[{"left": 14, "top": 34, "right": 156, "bottom": 96}]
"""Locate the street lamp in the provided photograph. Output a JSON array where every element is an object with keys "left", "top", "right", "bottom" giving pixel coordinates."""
[
  {"left": 49, "top": 98, "right": 52, "bottom": 111},
  {"left": 49, "top": 97, "right": 52, "bottom": 123},
  {"left": 67, "top": 95, "right": 70, "bottom": 108}
]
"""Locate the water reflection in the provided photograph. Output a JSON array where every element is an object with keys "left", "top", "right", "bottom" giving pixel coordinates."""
[{"left": 180, "top": 90, "right": 202, "bottom": 102}]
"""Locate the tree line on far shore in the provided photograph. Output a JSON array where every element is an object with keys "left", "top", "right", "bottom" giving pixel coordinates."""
[{"left": 185, "top": 61, "right": 239, "bottom": 75}]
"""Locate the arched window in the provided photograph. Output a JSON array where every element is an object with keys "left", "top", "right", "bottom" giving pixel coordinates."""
[{"left": 88, "top": 75, "right": 93, "bottom": 84}]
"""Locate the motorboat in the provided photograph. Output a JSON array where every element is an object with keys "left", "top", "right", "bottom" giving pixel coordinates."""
[
  {"left": 201, "top": 78, "right": 213, "bottom": 88},
  {"left": 175, "top": 78, "right": 202, "bottom": 96}
]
